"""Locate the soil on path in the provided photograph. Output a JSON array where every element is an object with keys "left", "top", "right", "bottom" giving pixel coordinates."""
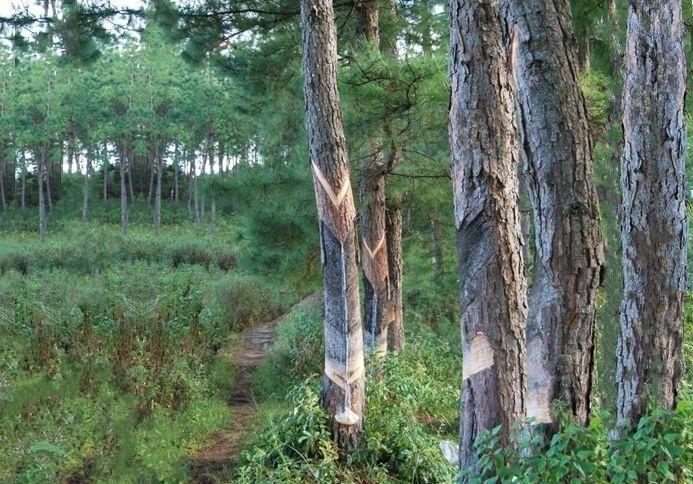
[{"left": 189, "top": 293, "right": 319, "bottom": 482}]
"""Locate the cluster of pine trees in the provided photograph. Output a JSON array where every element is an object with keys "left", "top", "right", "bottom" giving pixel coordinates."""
[
  {"left": 0, "top": 0, "right": 689, "bottom": 476},
  {"left": 299, "top": 0, "right": 688, "bottom": 474}
]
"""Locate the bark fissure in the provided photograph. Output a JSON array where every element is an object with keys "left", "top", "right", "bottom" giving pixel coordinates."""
[
  {"left": 450, "top": 0, "right": 527, "bottom": 472},
  {"left": 503, "top": 0, "right": 605, "bottom": 432},
  {"left": 617, "top": 0, "right": 686, "bottom": 427}
]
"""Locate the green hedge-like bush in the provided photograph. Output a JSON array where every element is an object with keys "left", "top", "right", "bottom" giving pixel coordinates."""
[{"left": 466, "top": 404, "right": 692, "bottom": 483}]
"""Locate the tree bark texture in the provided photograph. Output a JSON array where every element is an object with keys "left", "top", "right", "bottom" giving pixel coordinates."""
[
  {"left": 356, "top": 0, "right": 379, "bottom": 48},
  {"left": 356, "top": 0, "right": 391, "bottom": 356},
  {"left": 617, "top": 0, "right": 686, "bottom": 427},
  {"left": 504, "top": 0, "right": 605, "bottom": 430},
  {"left": 449, "top": 0, "right": 527, "bottom": 471},
  {"left": 386, "top": 204, "right": 404, "bottom": 351},
  {"left": 360, "top": 165, "right": 390, "bottom": 356},
  {"left": 301, "top": 0, "right": 365, "bottom": 453}
]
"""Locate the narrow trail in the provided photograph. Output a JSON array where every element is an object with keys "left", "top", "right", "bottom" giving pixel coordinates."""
[{"left": 189, "top": 293, "right": 319, "bottom": 482}]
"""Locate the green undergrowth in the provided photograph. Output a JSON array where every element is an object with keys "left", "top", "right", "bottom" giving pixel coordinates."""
[
  {"left": 467, "top": 403, "right": 692, "bottom": 483},
  {"left": 238, "top": 299, "right": 459, "bottom": 483},
  {"left": 0, "top": 223, "right": 293, "bottom": 481},
  {"left": 0, "top": 222, "right": 238, "bottom": 275}
]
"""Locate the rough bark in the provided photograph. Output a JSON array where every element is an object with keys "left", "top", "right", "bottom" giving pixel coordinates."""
[
  {"left": 386, "top": 204, "right": 404, "bottom": 351},
  {"left": 356, "top": 0, "right": 391, "bottom": 356},
  {"left": 301, "top": 0, "right": 365, "bottom": 453},
  {"left": 449, "top": 0, "right": 527, "bottom": 471},
  {"left": 504, "top": 0, "right": 605, "bottom": 431},
  {"left": 617, "top": 0, "right": 686, "bottom": 427},
  {"left": 356, "top": 0, "right": 379, "bottom": 48},
  {"left": 360, "top": 165, "right": 390, "bottom": 355}
]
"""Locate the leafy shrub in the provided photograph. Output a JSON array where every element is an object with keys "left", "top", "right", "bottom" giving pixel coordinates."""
[
  {"left": 466, "top": 404, "right": 692, "bottom": 483},
  {"left": 239, "top": 324, "right": 459, "bottom": 483}
]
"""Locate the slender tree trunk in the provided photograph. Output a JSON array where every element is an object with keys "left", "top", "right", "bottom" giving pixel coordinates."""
[
  {"left": 45, "top": 147, "right": 53, "bottom": 212},
  {"left": 127, "top": 143, "right": 135, "bottom": 203},
  {"left": 119, "top": 143, "right": 128, "bottom": 235},
  {"left": 386, "top": 204, "right": 404, "bottom": 351},
  {"left": 37, "top": 154, "right": 46, "bottom": 242},
  {"left": 360, "top": 165, "right": 389, "bottom": 356},
  {"left": 103, "top": 144, "right": 109, "bottom": 207},
  {"left": 450, "top": 0, "right": 527, "bottom": 471},
  {"left": 155, "top": 145, "right": 163, "bottom": 236},
  {"left": 187, "top": 152, "right": 194, "bottom": 219},
  {"left": 82, "top": 147, "right": 92, "bottom": 222},
  {"left": 617, "top": 0, "right": 686, "bottom": 428},
  {"left": 20, "top": 156, "right": 26, "bottom": 216},
  {"left": 147, "top": 143, "right": 155, "bottom": 205},
  {"left": 172, "top": 162, "right": 179, "bottom": 203},
  {"left": 356, "top": 0, "right": 391, "bottom": 357},
  {"left": 67, "top": 139, "right": 74, "bottom": 175},
  {"left": 301, "top": 0, "right": 365, "bottom": 454},
  {"left": 505, "top": 0, "right": 605, "bottom": 433}
]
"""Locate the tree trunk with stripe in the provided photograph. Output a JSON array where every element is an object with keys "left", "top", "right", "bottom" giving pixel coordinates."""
[{"left": 301, "top": 0, "right": 365, "bottom": 453}]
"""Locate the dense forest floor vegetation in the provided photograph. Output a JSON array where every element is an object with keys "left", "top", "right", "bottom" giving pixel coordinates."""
[{"left": 0, "top": 197, "right": 690, "bottom": 482}]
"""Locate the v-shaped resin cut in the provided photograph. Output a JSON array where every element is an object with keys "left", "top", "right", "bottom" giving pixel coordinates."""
[
  {"left": 363, "top": 233, "right": 386, "bottom": 260},
  {"left": 312, "top": 161, "right": 350, "bottom": 208}
]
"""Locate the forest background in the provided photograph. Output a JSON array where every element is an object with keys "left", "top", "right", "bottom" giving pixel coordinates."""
[{"left": 0, "top": 0, "right": 690, "bottom": 482}]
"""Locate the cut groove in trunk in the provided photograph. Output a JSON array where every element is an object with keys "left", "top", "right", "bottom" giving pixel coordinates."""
[{"left": 301, "top": 0, "right": 366, "bottom": 454}]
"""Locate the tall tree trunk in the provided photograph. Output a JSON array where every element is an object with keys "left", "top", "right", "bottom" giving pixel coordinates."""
[
  {"left": 127, "top": 143, "right": 135, "bottom": 203},
  {"left": 450, "top": 0, "right": 527, "bottom": 471},
  {"left": 119, "top": 142, "right": 128, "bottom": 235},
  {"left": 102, "top": 143, "right": 109, "bottom": 207},
  {"left": 147, "top": 143, "right": 155, "bottom": 205},
  {"left": 505, "top": 0, "right": 605, "bottom": 432},
  {"left": 356, "top": 0, "right": 391, "bottom": 357},
  {"left": 360, "top": 165, "right": 389, "bottom": 356},
  {"left": 301, "top": 0, "right": 365, "bottom": 454},
  {"left": 82, "top": 147, "right": 91, "bottom": 222},
  {"left": 37, "top": 153, "right": 46, "bottom": 242},
  {"left": 154, "top": 145, "right": 163, "bottom": 236},
  {"left": 617, "top": 0, "right": 686, "bottom": 427},
  {"left": 45, "top": 147, "right": 53, "bottom": 212},
  {"left": 187, "top": 152, "right": 194, "bottom": 219},
  {"left": 386, "top": 204, "right": 404, "bottom": 351},
  {"left": 20, "top": 155, "right": 26, "bottom": 216}
]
